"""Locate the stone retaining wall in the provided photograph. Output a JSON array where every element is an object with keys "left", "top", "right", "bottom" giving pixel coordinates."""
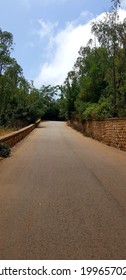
[
  {"left": 0, "top": 119, "right": 41, "bottom": 148},
  {"left": 70, "top": 118, "right": 126, "bottom": 151}
]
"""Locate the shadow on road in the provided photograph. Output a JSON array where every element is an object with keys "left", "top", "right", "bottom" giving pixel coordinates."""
[{"left": 36, "top": 126, "right": 46, "bottom": 129}]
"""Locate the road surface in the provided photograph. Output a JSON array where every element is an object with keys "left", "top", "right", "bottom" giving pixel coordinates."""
[{"left": 0, "top": 121, "right": 126, "bottom": 259}]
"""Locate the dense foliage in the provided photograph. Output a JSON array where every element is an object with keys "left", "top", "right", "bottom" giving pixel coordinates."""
[
  {"left": 0, "top": 29, "right": 60, "bottom": 128},
  {"left": 0, "top": 142, "right": 10, "bottom": 157},
  {"left": 59, "top": 0, "right": 126, "bottom": 120}
]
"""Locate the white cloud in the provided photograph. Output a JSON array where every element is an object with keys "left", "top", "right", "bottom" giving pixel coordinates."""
[
  {"left": 118, "top": 7, "right": 126, "bottom": 19},
  {"left": 80, "top": 11, "right": 93, "bottom": 21},
  {"left": 35, "top": 20, "right": 93, "bottom": 87},
  {"left": 34, "top": 9, "right": 126, "bottom": 88},
  {"left": 38, "top": 19, "right": 58, "bottom": 39},
  {"left": 121, "top": 0, "right": 126, "bottom": 9}
]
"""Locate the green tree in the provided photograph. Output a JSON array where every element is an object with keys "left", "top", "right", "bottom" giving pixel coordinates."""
[
  {"left": 0, "top": 28, "right": 13, "bottom": 76},
  {"left": 39, "top": 85, "right": 60, "bottom": 120},
  {"left": 91, "top": 0, "right": 125, "bottom": 115},
  {"left": 61, "top": 70, "right": 79, "bottom": 119}
]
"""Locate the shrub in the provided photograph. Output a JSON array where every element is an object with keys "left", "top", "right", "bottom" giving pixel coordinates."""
[
  {"left": 98, "top": 98, "right": 114, "bottom": 119},
  {"left": 82, "top": 98, "right": 114, "bottom": 120},
  {"left": 82, "top": 103, "right": 99, "bottom": 120},
  {"left": 0, "top": 143, "right": 11, "bottom": 158}
]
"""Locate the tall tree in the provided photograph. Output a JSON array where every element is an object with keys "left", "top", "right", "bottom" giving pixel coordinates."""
[
  {"left": 91, "top": 2, "right": 120, "bottom": 115},
  {"left": 0, "top": 29, "right": 13, "bottom": 76}
]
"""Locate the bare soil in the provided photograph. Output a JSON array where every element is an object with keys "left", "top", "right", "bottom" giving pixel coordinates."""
[{"left": 0, "top": 127, "right": 15, "bottom": 137}]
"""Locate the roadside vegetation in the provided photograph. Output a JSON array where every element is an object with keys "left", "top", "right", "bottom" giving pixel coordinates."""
[
  {"left": 0, "top": 28, "right": 61, "bottom": 130},
  {"left": 0, "top": 142, "right": 10, "bottom": 157},
  {"left": 59, "top": 0, "right": 126, "bottom": 121},
  {"left": 0, "top": 0, "right": 126, "bottom": 134}
]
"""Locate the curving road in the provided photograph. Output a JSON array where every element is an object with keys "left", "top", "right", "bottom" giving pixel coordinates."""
[{"left": 0, "top": 121, "right": 126, "bottom": 260}]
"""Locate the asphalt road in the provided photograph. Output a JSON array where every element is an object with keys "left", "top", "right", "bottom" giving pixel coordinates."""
[{"left": 0, "top": 121, "right": 126, "bottom": 260}]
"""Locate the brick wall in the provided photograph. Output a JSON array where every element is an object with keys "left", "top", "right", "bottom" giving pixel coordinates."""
[
  {"left": 0, "top": 119, "right": 41, "bottom": 148},
  {"left": 70, "top": 118, "right": 126, "bottom": 151}
]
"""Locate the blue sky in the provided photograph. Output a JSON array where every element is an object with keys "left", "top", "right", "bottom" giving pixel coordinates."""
[{"left": 1, "top": 0, "right": 126, "bottom": 87}]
